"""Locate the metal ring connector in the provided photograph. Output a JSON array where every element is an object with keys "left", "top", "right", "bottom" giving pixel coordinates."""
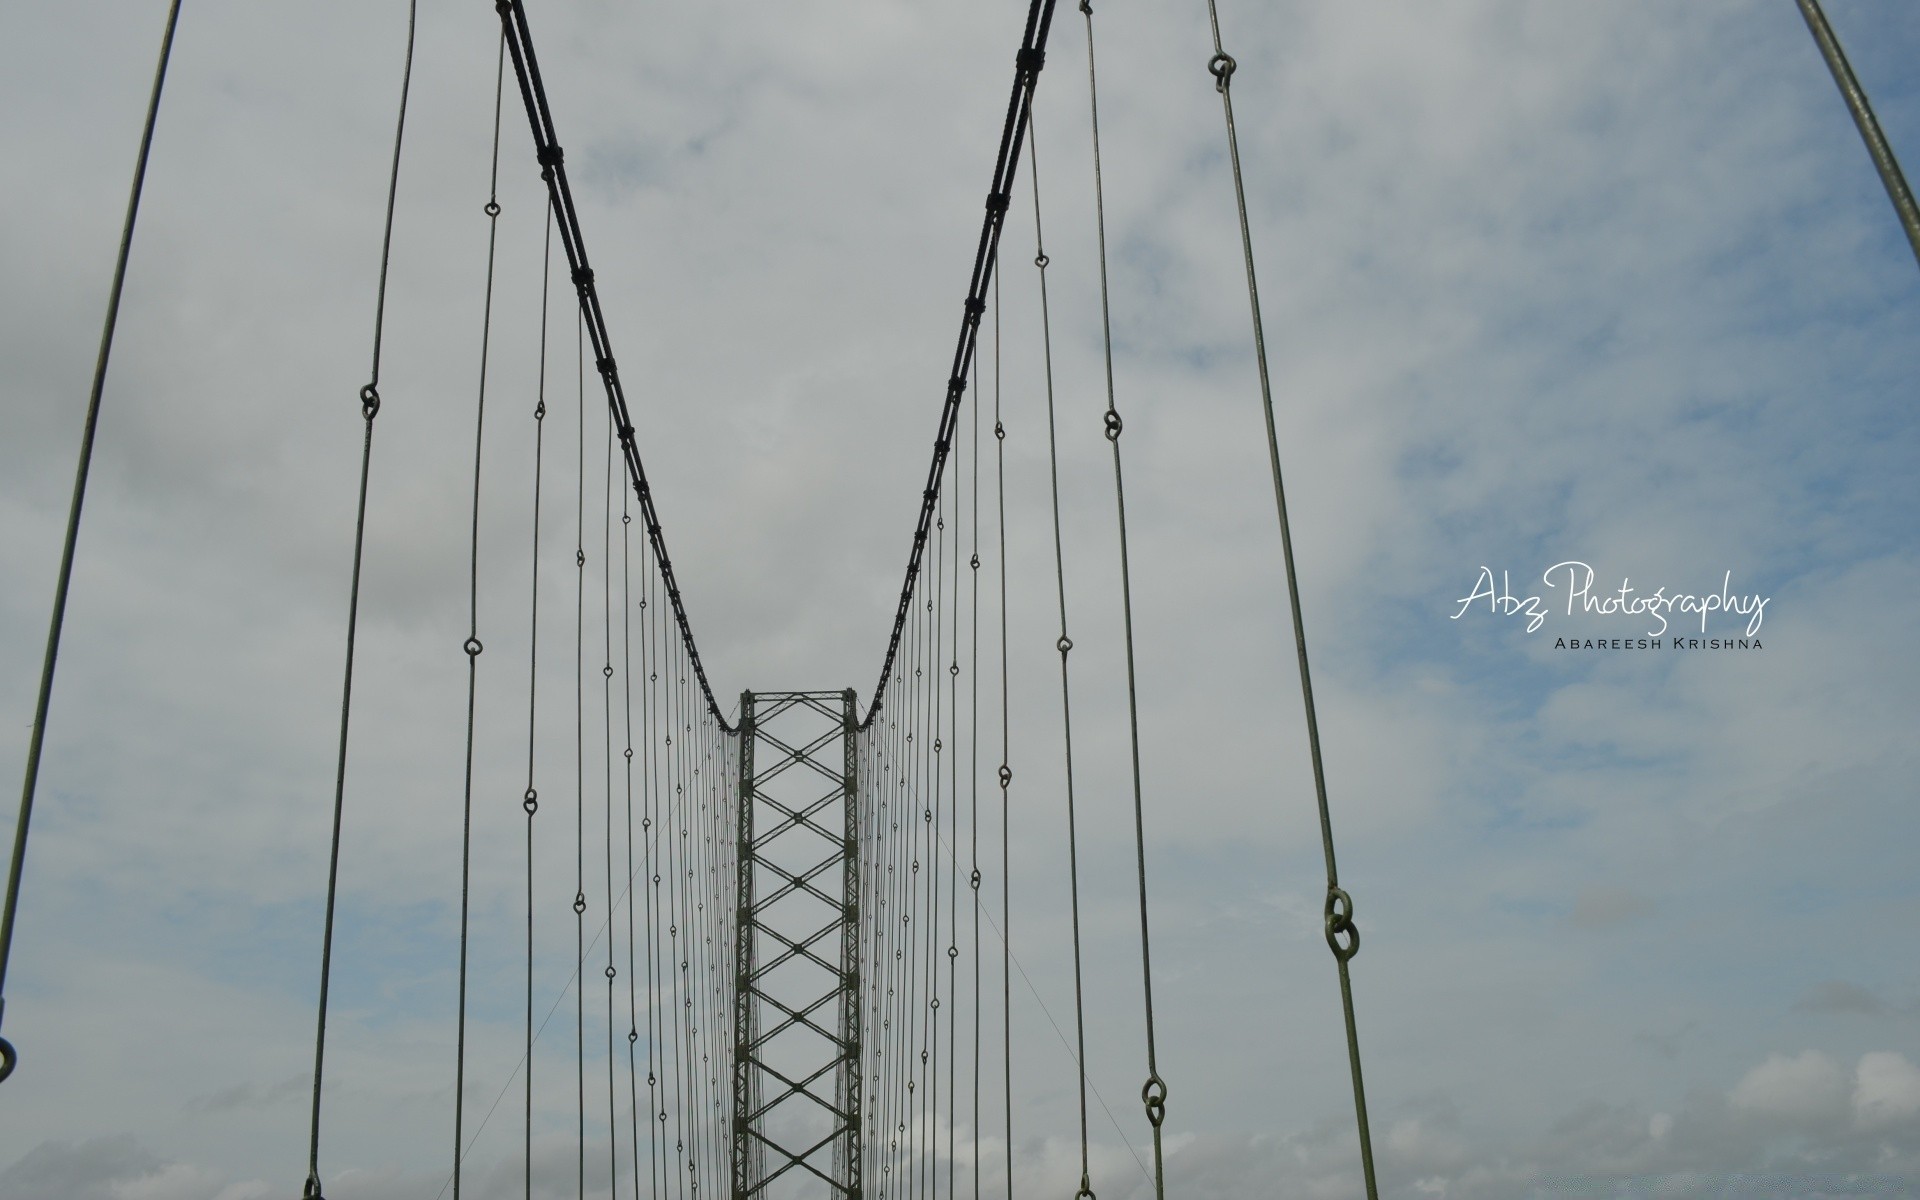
[
  {"left": 463, "top": 637, "right": 483, "bottom": 657},
  {"left": 1057, "top": 635, "right": 1073, "bottom": 655},
  {"left": 1035, "top": 252, "right": 1050, "bottom": 269},
  {"left": 1208, "top": 52, "right": 1237, "bottom": 93},
  {"left": 573, "top": 893, "right": 588, "bottom": 914},
  {"left": 606, "top": 965, "right": 616, "bottom": 980},
  {"left": 484, "top": 200, "right": 501, "bottom": 218},
  {"left": 1103, "top": 410, "right": 1123, "bottom": 441},
  {"left": 359, "top": 383, "right": 381, "bottom": 420},
  {"left": 1324, "top": 885, "right": 1360, "bottom": 962},
  {"left": 0, "top": 1035, "right": 16, "bottom": 1084},
  {"left": 523, "top": 787, "right": 539, "bottom": 815},
  {"left": 994, "top": 422, "right": 1006, "bottom": 441},
  {"left": 603, "top": 664, "right": 614, "bottom": 678},
  {"left": 998, "top": 765, "right": 1012, "bottom": 787},
  {"left": 534, "top": 400, "right": 546, "bottom": 421},
  {"left": 1141, "top": 1073, "right": 1168, "bottom": 1127}
]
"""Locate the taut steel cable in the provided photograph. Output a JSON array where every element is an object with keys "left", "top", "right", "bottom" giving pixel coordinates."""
[
  {"left": 303, "top": 3, "right": 415, "bottom": 1194},
  {"left": 1075, "top": 5, "right": 1170, "bottom": 1192},
  {"left": 451, "top": 34, "right": 509, "bottom": 1200},
  {"left": 0, "top": 0, "right": 185, "bottom": 1089},
  {"left": 1199, "top": 3, "right": 1379, "bottom": 1194},
  {"left": 862, "top": 0, "right": 1061, "bottom": 730}
]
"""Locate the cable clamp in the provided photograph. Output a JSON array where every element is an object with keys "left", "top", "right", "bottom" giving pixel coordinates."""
[
  {"left": 986, "top": 191, "right": 1010, "bottom": 215},
  {"left": 538, "top": 143, "right": 565, "bottom": 168},
  {"left": 1016, "top": 48, "right": 1046, "bottom": 73}
]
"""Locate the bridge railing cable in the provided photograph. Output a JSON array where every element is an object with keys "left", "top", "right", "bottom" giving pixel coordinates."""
[
  {"left": 492, "top": 0, "right": 734, "bottom": 732},
  {"left": 859, "top": 0, "right": 1062, "bottom": 731}
]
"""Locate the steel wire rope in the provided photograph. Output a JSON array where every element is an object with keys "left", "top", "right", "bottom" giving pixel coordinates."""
[
  {"left": 492, "top": 0, "right": 733, "bottom": 732},
  {"left": 603, "top": 404, "right": 621, "bottom": 1198},
  {"left": 1025, "top": 100, "right": 1097, "bottom": 1200},
  {"left": 925, "top": 824, "right": 1152, "bottom": 1190},
  {"left": 680, "top": 649, "right": 700, "bottom": 1194},
  {"left": 575, "top": 306, "right": 589, "bottom": 1200},
  {"left": 665, "top": 637, "right": 690, "bottom": 1200},
  {"left": 0, "top": 0, "right": 184, "bottom": 1088},
  {"left": 969, "top": 315, "right": 983, "bottom": 1200},
  {"left": 917, "top": 478, "right": 940, "bottom": 1198},
  {"left": 451, "top": 34, "right": 508, "bottom": 1200},
  {"left": 861, "top": 0, "right": 1061, "bottom": 731},
  {"left": 1075, "top": 6, "right": 1170, "bottom": 1191},
  {"left": 1798, "top": 0, "right": 1920, "bottom": 269},
  {"left": 649, "top": 548, "right": 668, "bottom": 1199},
  {"left": 1199, "top": 4, "right": 1378, "bottom": 1195},
  {"left": 991, "top": 270, "right": 1014, "bottom": 1200},
  {"left": 427, "top": 751, "right": 684, "bottom": 1200},
  {"left": 301, "top": 4, "right": 415, "bottom": 1193},
  {"left": 524, "top": 193, "right": 554, "bottom": 1200},
  {"left": 947, "top": 432, "right": 964, "bottom": 1200},
  {"left": 621, "top": 483, "right": 647, "bottom": 1200},
  {"left": 899, "top": 597, "right": 926, "bottom": 1196}
]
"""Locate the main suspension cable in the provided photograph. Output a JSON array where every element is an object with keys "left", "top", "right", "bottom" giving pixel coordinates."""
[
  {"left": 1199, "top": 3, "right": 1379, "bottom": 1194},
  {"left": 302, "top": 3, "right": 415, "bottom": 1193},
  {"left": 861, "top": 0, "right": 1061, "bottom": 730},
  {"left": 492, "top": 0, "right": 733, "bottom": 731}
]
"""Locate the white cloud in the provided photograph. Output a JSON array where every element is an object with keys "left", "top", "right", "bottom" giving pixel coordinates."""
[
  {"left": 1855, "top": 1051, "right": 1920, "bottom": 1131},
  {"left": 1730, "top": 1049, "right": 1849, "bottom": 1122}
]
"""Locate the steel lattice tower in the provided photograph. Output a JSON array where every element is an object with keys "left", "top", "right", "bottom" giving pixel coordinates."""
[{"left": 731, "top": 691, "right": 863, "bottom": 1200}]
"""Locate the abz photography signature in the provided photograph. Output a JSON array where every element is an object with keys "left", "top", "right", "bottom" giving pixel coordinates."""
[{"left": 1450, "top": 561, "right": 1770, "bottom": 645}]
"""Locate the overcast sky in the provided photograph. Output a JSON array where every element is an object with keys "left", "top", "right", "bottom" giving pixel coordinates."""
[{"left": 3, "top": 2, "right": 1920, "bottom": 1198}]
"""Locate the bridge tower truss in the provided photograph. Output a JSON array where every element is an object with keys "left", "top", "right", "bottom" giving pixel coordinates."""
[{"left": 731, "top": 690, "right": 863, "bottom": 1200}]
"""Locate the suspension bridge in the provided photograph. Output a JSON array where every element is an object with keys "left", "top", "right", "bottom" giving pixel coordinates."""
[{"left": 3, "top": 2, "right": 1918, "bottom": 1199}]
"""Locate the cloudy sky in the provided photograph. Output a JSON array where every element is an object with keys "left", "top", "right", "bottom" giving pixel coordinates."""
[{"left": 3, "top": 1, "right": 1920, "bottom": 1197}]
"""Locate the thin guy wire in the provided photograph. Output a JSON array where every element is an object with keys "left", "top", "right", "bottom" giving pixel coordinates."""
[
  {"left": 927, "top": 822, "right": 1152, "bottom": 1189},
  {"left": 1077, "top": 5, "right": 1169, "bottom": 1190},
  {"left": 430, "top": 770, "right": 678, "bottom": 1200},
  {"left": 303, "top": 3, "right": 415, "bottom": 1193},
  {"left": 452, "top": 34, "right": 507, "bottom": 1200},
  {"left": 1027, "top": 104, "right": 1096, "bottom": 1200},
  {"left": 526, "top": 194, "right": 553, "bottom": 1200},
  {"left": 0, "top": 0, "right": 185, "bottom": 1087},
  {"left": 1200, "top": 4, "right": 1378, "bottom": 1194}
]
